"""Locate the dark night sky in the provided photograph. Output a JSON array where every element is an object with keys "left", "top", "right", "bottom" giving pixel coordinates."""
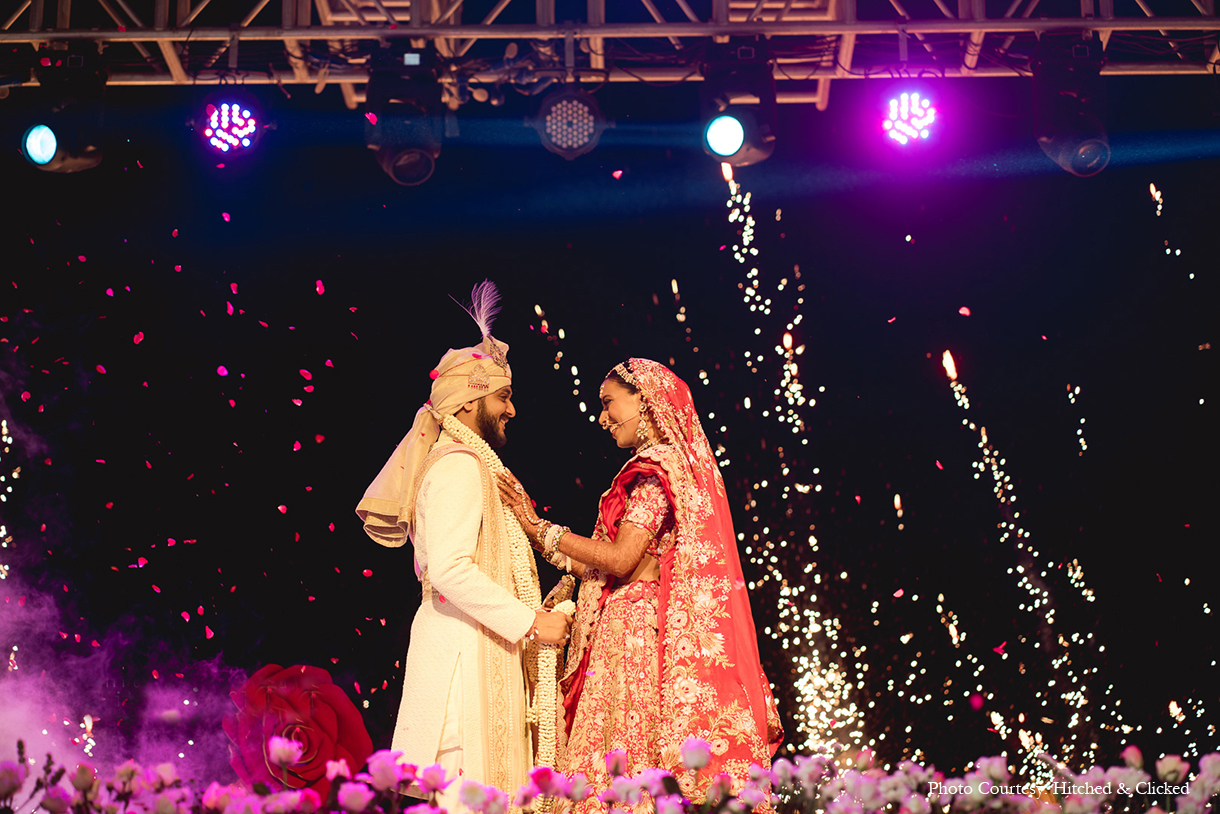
[{"left": 0, "top": 68, "right": 1217, "bottom": 779}]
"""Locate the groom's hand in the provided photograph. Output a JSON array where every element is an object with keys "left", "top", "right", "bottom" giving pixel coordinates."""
[{"left": 533, "top": 609, "right": 573, "bottom": 645}]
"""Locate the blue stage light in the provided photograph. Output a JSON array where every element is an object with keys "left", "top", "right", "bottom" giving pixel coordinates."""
[
  {"left": 705, "top": 115, "right": 746, "bottom": 158},
  {"left": 23, "top": 125, "right": 58, "bottom": 165}
]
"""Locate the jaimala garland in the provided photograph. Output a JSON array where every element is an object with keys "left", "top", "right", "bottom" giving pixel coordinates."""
[{"left": 439, "top": 414, "right": 576, "bottom": 791}]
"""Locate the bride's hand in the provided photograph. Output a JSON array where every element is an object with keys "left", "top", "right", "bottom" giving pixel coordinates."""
[{"left": 496, "top": 470, "right": 541, "bottom": 540}]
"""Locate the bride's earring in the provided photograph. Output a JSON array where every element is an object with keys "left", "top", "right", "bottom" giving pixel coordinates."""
[{"left": 636, "top": 409, "right": 650, "bottom": 445}]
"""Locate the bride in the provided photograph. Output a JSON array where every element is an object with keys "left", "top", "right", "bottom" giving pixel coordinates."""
[{"left": 497, "top": 358, "right": 782, "bottom": 811}]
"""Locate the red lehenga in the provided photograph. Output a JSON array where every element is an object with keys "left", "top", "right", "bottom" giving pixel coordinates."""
[{"left": 558, "top": 359, "right": 783, "bottom": 812}]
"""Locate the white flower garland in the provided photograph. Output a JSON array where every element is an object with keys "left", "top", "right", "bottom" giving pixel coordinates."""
[{"left": 439, "top": 415, "right": 576, "bottom": 780}]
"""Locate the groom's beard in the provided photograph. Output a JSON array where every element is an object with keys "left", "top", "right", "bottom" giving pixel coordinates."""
[{"left": 476, "top": 399, "right": 508, "bottom": 449}]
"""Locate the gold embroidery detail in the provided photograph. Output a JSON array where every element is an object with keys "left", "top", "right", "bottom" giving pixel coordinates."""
[{"left": 469, "top": 363, "right": 491, "bottom": 390}]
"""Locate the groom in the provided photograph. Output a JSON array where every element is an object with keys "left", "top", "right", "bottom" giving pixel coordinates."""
[{"left": 356, "top": 282, "right": 569, "bottom": 809}]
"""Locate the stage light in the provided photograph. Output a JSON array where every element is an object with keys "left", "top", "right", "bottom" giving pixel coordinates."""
[
  {"left": 883, "top": 92, "right": 936, "bottom": 145},
  {"left": 531, "top": 85, "right": 608, "bottom": 160},
  {"left": 190, "top": 90, "right": 268, "bottom": 160},
  {"left": 364, "top": 70, "right": 444, "bottom": 186},
  {"left": 22, "top": 125, "right": 57, "bottom": 165},
  {"left": 700, "top": 44, "right": 776, "bottom": 167},
  {"left": 1032, "top": 37, "right": 1110, "bottom": 177},
  {"left": 21, "top": 52, "right": 106, "bottom": 173},
  {"left": 202, "top": 101, "right": 260, "bottom": 154},
  {"left": 705, "top": 115, "right": 746, "bottom": 158}
]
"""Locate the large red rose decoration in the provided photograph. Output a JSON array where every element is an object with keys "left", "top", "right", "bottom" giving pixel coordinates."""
[{"left": 222, "top": 664, "right": 373, "bottom": 800}]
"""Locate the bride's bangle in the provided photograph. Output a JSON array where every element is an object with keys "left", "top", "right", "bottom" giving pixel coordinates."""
[
  {"left": 543, "top": 524, "right": 570, "bottom": 565},
  {"left": 533, "top": 519, "right": 552, "bottom": 547}
]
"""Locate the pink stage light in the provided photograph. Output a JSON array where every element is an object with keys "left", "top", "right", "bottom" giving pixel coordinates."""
[
  {"left": 882, "top": 92, "right": 936, "bottom": 145},
  {"left": 202, "top": 102, "right": 259, "bottom": 154}
]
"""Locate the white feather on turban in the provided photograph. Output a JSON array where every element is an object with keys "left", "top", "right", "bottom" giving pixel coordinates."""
[{"left": 355, "top": 280, "right": 511, "bottom": 547}]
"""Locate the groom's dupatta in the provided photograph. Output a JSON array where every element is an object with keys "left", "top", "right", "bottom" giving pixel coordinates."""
[{"left": 560, "top": 359, "right": 782, "bottom": 801}]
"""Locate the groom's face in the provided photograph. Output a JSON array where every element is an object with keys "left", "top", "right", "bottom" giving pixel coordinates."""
[{"left": 476, "top": 386, "right": 515, "bottom": 449}]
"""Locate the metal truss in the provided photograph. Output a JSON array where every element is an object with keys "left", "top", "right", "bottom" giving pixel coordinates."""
[{"left": 1, "top": 0, "right": 1217, "bottom": 110}]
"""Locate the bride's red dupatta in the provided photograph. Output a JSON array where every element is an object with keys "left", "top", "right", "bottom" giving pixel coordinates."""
[{"left": 560, "top": 360, "right": 782, "bottom": 799}]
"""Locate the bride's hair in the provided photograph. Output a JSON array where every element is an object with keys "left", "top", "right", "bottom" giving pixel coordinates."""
[{"left": 603, "top": 368, "right": 638, "bottom": 394}]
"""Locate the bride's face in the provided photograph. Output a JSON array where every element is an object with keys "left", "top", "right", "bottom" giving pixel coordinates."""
[{"left": 598, "top": 378, "right": 643, "bottom": 449}]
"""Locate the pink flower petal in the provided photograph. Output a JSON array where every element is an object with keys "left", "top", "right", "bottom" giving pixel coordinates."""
[
  {"left": 217, "top": 365, "right": 229, "bottom": 376},
  {"left": 222, "top": 212, "right": 231, "bottom": 222},
  {"left": 133, "top": 331, "right": 145, "bottom": 344},
  {"left": 277, "top": 505, "right": 288, "bottom": 513},
  {"left": 958, "top": 306, "right": 971, "bottom": 316},
  {"left": 315, "top": 279, "right": 325, "bottom": 295}
]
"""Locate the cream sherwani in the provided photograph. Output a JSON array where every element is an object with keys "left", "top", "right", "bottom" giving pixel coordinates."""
[{"left": 394, "top": 432, "right": 536, "bottom": 802}]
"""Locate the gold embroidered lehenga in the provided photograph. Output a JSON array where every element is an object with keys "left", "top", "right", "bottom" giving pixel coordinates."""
[{"left": 557, "top": 360, "right": 784, "bottom": 813}]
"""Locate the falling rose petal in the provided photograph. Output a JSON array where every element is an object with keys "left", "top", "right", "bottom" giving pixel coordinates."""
[
  {"left": 349, "top": 307, "right": 357, "bottom": 313},
  {"left": 137, "top": 557, "right": 148, "bottom": 567},
  {"left": 993, "top": 641, "right": 1007, "bottom": 654},
  {"left": 893, "top": 588, "right": 904, "bottom": 598},
  {"left": 228, "top": 399, "right": 236, "bottom": 407},
  {"left": 152, "top": 585, "right": 161, "bottom": 593},
  {"left": 300, "top": 369, "right": 313, "bottom": 380},
  {"left": 106, "top": 288, "right": 114, "bottom": 297},
  {"left": 277, "top": 505, "right": 288, "bottom": 513},
  {"left": 315, "top": 279, "right": 325, "bottom": 295},
  {"left": 935, "top": 460, "right": 944, "bottom": 470},
  {"left": 969, "top": 693, "right": 984, "bottom": 711},
  {"left": 180, "top": 611, "right": 191, "bottom": 622},
  {"left": 612, "top": 170, "right": 623, "bottom": 179},
  {"left": 205, "top": 626, "right": 214, "bottom": 639},
  {"left": 174, "top": 265, "right": 182, "bottom": 272},
  {"left": 293, "top": 441, "right": 302, "bottom": 451},
  {"left": 325, "top": 359, "right": 334, "bottom": 367},
  {"left": 887, "top": 317, "right": 897, "bottom": 323},
  {"left": 364, "top": 111, "right": 377, "bottom": 125},
  {"left": 315, "top": 434, "right": 325, "bottom": 443},
  {"left": 133, "top": 331, "right": 144, "bottom": 344},
  {"left": 303, "top": 385, "right": 314, "bottom": 393},
  {"left": 172, "top": 229, "right": 179, "bottom": 237},
  {"left": 222, "top": 212, "right": 231, "bottom": 222},
  {"left": 197, "top": 606, "right": 204, "bottom": 614},
  {"left": 77, "top": 255, "right": 87, "bottom": 262},
  {"left": 21, "top": 391, "right": 30, "bottom": 402},
  {"left": 328, "top": 523, "right": 335, "bottom": 531},
  {"left": 1041, "top": 334, "right": 1048, "bottom": 340},
  {"left": 226, "top": 301, "right": 234, "bottom": 315},
  {"left": 230, "top": 283, "right": 238, "bottom": 294},
  {"left": 363, "top": 569, "right": 373, "bottom": 577},
  {"left": 854, "top": 495, "right": 861, "bottom": 504},
  {"left": 217, "top": 365, "right": 229, "bottom": 376},
  {"left": 96, "top": 365, "right": 107, "bottom": 374},
  {"left": 958, "top": 306, "right": 972, "bottom": 316},
  {"left": 292, "top": 399, "right": 302, "bottom": 406}
]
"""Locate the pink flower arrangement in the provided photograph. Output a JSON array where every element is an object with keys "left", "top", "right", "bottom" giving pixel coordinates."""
[{"left": 2, "top": 736, "right": 1218, "bottom": 814}]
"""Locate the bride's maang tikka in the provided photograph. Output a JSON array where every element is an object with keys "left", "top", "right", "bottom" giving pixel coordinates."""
[{"left": 612, "top": 361, "right": 637, "bottom": 387}]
